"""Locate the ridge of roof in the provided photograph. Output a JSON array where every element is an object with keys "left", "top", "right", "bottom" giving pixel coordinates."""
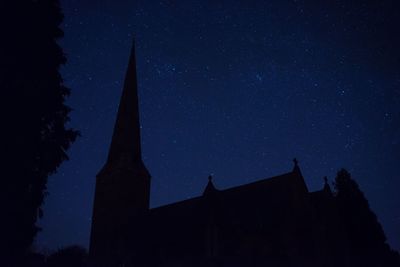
[
  {"left": 150, "top": 171, "right": 298, "bottom": 213},
  {"left": 221, "top": 171, "right": 297, "bottom": 194}
]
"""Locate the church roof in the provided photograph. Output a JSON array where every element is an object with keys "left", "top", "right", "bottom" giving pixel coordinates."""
[
  {"left": 139, "top": 166, "right": 312, "bottom": 262},
  {"left": 150, "top": 166, "right": 309, "bottom": 216}
]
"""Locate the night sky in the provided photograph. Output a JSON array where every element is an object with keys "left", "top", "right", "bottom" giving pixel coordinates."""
[{"left": 37, "top": 1, "right": 400, "bottom": 252}]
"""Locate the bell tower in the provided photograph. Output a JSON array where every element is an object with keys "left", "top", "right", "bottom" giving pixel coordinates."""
[{"left": 89, "top": 40, "right": 150, "bottom": 266}]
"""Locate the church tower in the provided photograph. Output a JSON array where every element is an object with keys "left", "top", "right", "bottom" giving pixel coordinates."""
[{"left": 89, "top": 40, "right": 151, "bottom": 266}]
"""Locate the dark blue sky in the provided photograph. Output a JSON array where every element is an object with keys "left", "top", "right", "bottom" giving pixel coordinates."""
[{"left": 37, "top": 0, "right": 400, "bottom": 252}]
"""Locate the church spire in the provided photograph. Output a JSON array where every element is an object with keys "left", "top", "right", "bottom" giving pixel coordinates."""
[
  {"left": 107, "top": 39, "right": 142, "bottom": 164},
  {"left": 90, "top": 40, "right": 151, "bottom": 266}
]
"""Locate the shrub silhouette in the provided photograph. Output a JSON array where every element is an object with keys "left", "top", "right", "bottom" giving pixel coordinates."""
[{"left": 46, "top": 246, "right": 88, "bottom": 267}]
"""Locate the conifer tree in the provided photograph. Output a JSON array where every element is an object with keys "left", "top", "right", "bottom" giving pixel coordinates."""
[
  {"left": 334, "top": 169, "right": 399, "bottom": 266},
  {"left": 0, "top": 1, "right": 78, "bottom": 265}
]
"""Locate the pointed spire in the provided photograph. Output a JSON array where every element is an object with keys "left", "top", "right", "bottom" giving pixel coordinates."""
[
  {"left": 203, "top": 175, "right": 218, "bottom": 196},
  {"left": 107, "top": 39, "right": 142, "bottom": 164}
]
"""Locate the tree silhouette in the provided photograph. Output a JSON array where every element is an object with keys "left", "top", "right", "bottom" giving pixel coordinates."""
[
  {"left": 46, "top": 246, "right": 88, "bottom": 267},
  {"left": 334, "top": 169, "right": 400, "bottom": 267},
  {"left": 1, "top": 1, "right": 78, "bottom": 265}
]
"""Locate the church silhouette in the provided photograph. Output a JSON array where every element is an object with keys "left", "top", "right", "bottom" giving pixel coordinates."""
[{"left": 89, "top": 41, "right": 349, "bottom": 267}]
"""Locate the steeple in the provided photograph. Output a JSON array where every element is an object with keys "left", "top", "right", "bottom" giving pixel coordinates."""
[
  {"left": 107, "top": 39, "right": 142, "bottom": 164},
  {"left": 90, "top": 40, "right": 151, "bottom": 267}
]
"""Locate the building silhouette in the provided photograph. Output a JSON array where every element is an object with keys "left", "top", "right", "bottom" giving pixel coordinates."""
[{"left": 89, "top": 41, "right": 349, "bottom": 267}]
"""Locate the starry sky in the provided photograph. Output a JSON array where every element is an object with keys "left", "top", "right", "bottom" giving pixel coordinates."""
[{"left": 37, "top": 0, "right": 400, "bottom": 252}]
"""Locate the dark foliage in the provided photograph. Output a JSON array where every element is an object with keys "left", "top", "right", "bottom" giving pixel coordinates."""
[
  {"left": 0, "top": 0, "right": 78, "bottom": 265},
  {"left": 46, "top": 246, "right": 88, "bottom": 267},
  {"left": 334, "top": 169, "right": 400, "bottom": 267}
]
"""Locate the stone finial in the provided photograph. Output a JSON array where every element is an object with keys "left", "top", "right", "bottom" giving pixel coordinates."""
[{"left": 203, "top": 174, "right": 217, "bottom": 196}]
